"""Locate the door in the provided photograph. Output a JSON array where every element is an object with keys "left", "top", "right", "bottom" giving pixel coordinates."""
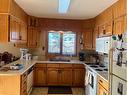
[
  {"left": 73, "top": 69, "right": 85, "bottom": 86},
  {"left": 83, "top": 29, "right": 93, "bottom": 50},
  {"left": 113, "top": 16, "right": 125, "bottom": 35},
  {"left": 47, "top": 68, "right": 59, "bottom": 86},
  {"left": 10, "top": 17, "right": 20, "bottom": 42},
  {"left": 34, "top": 67, "right": 47, "bottom": 86},
  {"left": 93, "top": 27, "right": 98, "bottom": 50},
  {"left": 59, "top": 69, "right": 72, "bottom": 86},
  {"left": 98, "top": 84, "right": 108, "bottom": 95},
  {"left": 105, "top": 21, "right": 112, "bottom": 36}
]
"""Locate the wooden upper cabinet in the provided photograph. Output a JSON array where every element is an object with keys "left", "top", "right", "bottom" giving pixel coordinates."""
[
  {"left": 28, "top": 27, "right": 40, "bottom": 48},
  {"left": 113, "top": 16, "right": 126, "bottom": 35},
  {"left": 93, "top": 27, "right": 99, "bottom": 50},
  {"left": 83, "top": 29, "right": 93, "bottom": 50},
  {"left": 0, "top": 0, "right": 10, "bottom": 13},
  {"left": 10, "top": 16, "right": 27, "bottom": 43},
  {"left": 113, "top": 0, "right": 126, "bottom": 19},
  {"left": 0, "top": 14, "right": 9, "bottom": 43},
  {"left": 10, "top": 17, "right": 20, "bottom": 42},
  {"left": 98, "top": 21, "right": 113, "bottom": 37}
]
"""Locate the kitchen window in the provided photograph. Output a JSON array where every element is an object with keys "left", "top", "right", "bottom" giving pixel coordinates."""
[{"left": 48, "top": 31, "right": 76, "bottom": 55}]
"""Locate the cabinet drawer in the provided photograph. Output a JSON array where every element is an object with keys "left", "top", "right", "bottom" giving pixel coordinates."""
[
  {"left": 59, "top": 64, "right": 72, "bottom": 68},
  {"left": 98, "top": 76, "right": 109, "bottom": 90},
  {"left": 72, "top": 64, "right": 85, "bottom": 69},
  {"left": 47, "top": 64, "right": 59, "bottom": 68},
  {"left": 35, "top": 63, "right": 47, "bottom": 68}
]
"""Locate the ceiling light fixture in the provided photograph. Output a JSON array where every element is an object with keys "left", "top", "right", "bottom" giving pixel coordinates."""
[{"left": 58, "top": 0, "right": 71, "bottom": 14}]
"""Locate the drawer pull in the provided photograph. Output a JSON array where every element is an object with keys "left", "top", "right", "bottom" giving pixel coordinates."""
[{"left": 99, "top": 80, "right": 103, "bottom": 83}]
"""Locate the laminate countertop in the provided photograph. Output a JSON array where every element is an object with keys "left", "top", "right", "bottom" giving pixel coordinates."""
[
  {"left": 0, "top": 59, "right": 109, "bottom": 82},
  {"left": 0, "top": 60, "right": 85, "bottom": 76}
]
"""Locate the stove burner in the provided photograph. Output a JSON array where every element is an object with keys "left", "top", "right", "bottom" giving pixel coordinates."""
[
  {"left": 99, "top": 65, "right": 105, "bottom": 67},
  {"left": 95, "top": 69, "right": 103, "bottom": 71},
  {"left": 103, "top": 69, "right": 108, "bottom": 71},
  {"left": 90, "top": 65, "right": 98, "bottom": 68}
]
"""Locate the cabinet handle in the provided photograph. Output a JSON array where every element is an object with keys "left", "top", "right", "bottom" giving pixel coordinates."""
[
  {"left": 103, "top": 30, "right": 106, "bottom": 34},
  {"left": 36, "top": 42, "right": 37, "bottom": 46},
  {"left": 19, "top": 36, "right": 22, "bottom": 40},
  {"left": 99, "top": 80, "right": 103, "bottom": 83}
]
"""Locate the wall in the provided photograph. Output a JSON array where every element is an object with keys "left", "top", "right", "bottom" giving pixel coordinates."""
[
  {"left": 29, "top": 18, "right": 95, "bottom": 59},
  {"left": 0, "top": 43, "right": 20, "bottom": 57}
]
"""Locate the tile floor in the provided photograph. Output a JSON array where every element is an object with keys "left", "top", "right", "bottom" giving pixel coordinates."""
[{"left": 30, "top": 87, "right": 85, "bottom": 95}]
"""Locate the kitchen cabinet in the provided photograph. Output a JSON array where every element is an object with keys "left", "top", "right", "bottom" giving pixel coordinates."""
[
  {"left": 98, "top": 21, "right": 112, "bottom": 37},
  {"left": 0, "top": 14, "right": 9, "bottom": 43},
  {"left": 113, "top": 0, "right": 126, "bottom": 19},
  {"left": 28, "top": 27, "right": 40, "bottom": 48},
  {"left": 72, "top": 64, "right": 85, "bottom": 87},
  {"left": 34, "top": 64, "right": 47, "bottom": 86},
  {"left": 83, "top": 29, "right": 93, "bottom": 50},
  {"left": 73, "top": 69, "right": 85, "bottom": 86},
  {"left": 47, "top": 68, "right": 59, "bottom": 86},
  {"left": 113, "top": 16, "right": 126, "bottom": 35},
  {"left": 93, "top": 27, "right": 99, "bottom": 50},
  {"left": 10, "top": 16, "right": 27, "bottom": 43},
  {"left": 97, "top": 76, "right": 109, "bottom": 95}
]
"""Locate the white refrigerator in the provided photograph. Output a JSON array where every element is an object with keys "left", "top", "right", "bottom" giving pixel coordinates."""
[{"left": 110, "top": 32, "right": 127, "bottom": 95}]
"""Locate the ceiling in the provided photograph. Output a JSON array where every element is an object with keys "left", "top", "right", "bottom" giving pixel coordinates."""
[{"left": 15, "top": 0, "right": 118, "bottom": 20}]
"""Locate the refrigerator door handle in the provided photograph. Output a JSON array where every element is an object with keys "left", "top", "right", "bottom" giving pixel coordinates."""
[{"left": 117, "top": 82, "right": 123, "bottom": 95}]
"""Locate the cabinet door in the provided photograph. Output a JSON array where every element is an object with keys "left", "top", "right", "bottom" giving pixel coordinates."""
[
  {"left": 93, "top": 27, "right": 98, "bottom": 50},
  {"left": 34, "top": 67, "right": 47, "bottom": 86},
  {"left": 105, "top": 21, "right": 112, "bottom": 36},
  {"left": 47, "top": 68, "right": 59, "bottom": 86},
  {"left": 73, "top": 69, "right": 85, "bottom": 86},
  {"left": 113, "top": 16, "right": 125, "bottom": 35},
  {"left": 113, "top": 0, "right": 126, "bottom": 19},
  {"left": 83, "top": 29, "right": 93, "bottom": 50},
  {"left": 99, "top": 25, "right": 105, "bottom": 37},
  {"left": 10, "top": 17, "right": 20, "bottom": 42},
  {"left": 0, "top": 14, "right": 9, "bottom": 42},
  {"left": 28, "top": 27, "right": 39, "bottom": 48},
  {"left": 20, "top": 22, "right": 27, "bottom": 42},
  {"left": 59, "top": 69, "right": 72, "bottom": 86},
  {"left": 98, "top": 84, "right": 108, "bottom": 95}
]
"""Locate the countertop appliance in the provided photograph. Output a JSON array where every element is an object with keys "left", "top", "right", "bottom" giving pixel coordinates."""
[
  {"left": 27, "top": 66, "right": 34, "bottom": 95},
  {"left": 85, "top": 67, "right": 97, "bottom": 95},
  {"left": 20, "top": 48, "right": 29, "bottom": 60},
  {"left": 110, "top": 33, "right": 127, "bottom": 95}
]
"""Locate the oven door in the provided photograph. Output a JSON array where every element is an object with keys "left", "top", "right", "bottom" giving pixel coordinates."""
[
  {"left": 112, "top": 75, "right": 127, "bottom": 95},
  {"left": 88, "top": 70, "right": 97, "bottom": 95}
]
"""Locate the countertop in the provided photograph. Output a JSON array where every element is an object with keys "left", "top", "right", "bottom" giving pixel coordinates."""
[{"left": 0, "top": 59, "right": 109, "bottom": 82}]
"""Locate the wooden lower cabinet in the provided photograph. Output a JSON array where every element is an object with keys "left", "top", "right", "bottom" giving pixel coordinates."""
[
  {"left": 47, "top": 68, "right": 59, "bottom": 86},
  {"left": 59, "top": 69, "right": 72, "bottom": 86},
  {"left": 34, "top": 67, "right": 47, "bottom": 86},
  {"left": 73, "top": 69, "right": 85, "bottom": 86},
  {"left": 97, "top": 76, "right": 109, "bottom": 95},
  {"left": 98, "top": 84, "right": 108, "bottom": 95},
  {"left": 34, "top": 63, "right": 85, "bottom": 87}
]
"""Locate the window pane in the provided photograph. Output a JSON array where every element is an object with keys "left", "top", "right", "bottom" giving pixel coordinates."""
[
  {"left": 48, "top": 32, "right": 60, "bottom": 53},
  {"left": 62, "top": 32, "right": 76, "bottom": 55}
]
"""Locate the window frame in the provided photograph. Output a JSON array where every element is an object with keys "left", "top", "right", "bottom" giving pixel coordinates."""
[{"left": 47, "top": 31, "right": 77, "bottom": 56}]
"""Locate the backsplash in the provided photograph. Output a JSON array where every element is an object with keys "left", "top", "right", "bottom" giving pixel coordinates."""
[{"left": 0, "top": 43, "right": 20, "bottom": 57}]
